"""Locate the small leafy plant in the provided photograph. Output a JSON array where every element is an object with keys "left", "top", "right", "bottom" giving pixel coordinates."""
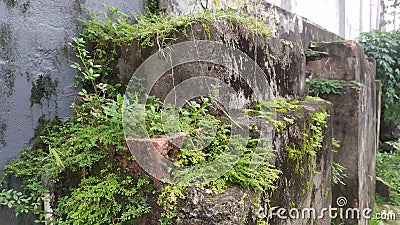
[
  {"left": 306, "top": 78, "right": 345, "bottom": 96},
  {"left": 58, "top": 173, "right": 151, "bottom": 225}
]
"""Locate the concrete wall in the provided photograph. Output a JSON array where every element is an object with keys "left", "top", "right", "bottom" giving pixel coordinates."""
[
  {"left": 0, "top": 0, "right": 142, "bottom": 172},
  {"left": 0, "top": 1, "right": 142, "bottom": 224},
  {"left": 267, "top": 0, "right": 384, "bottom": 39}
]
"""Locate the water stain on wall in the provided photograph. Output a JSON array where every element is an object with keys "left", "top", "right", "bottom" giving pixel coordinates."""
[
  {"left": 30, "top": 73, "right": 58, "bottom": 106},
  {"left": 29, "top": 114, "right": 50, "bottom": 149},
  {"left": 0, "top": 65, "right": 16, "bottom": 96},
  {"left": 0, "top": 23, "right": 15, "bottom": 62},
  {"left": 20, "top": 0, "right": 30, "bottom": 13},
  {"left": 0, "top": 123, "right": 6, "bottom": 147},
  {"left": 2, "top": 0, "right": 16, "bottom": 8},
  {"left": 2, "top": 0, "right": 30, "bottom": 13}
]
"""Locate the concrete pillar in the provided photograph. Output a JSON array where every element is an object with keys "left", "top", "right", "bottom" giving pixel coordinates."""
[{"left": 306, "top": 41, "right": 378, "bottom": 225}]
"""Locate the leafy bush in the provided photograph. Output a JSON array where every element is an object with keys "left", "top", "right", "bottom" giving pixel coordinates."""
[
  {"left": 359, "top": 30, "right": 400, "bottom": 124},
  {"left": 306, "top": 78, "right": 345, "bottom": 96}
]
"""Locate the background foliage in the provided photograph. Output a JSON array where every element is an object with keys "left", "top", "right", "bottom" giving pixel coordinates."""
[{"left": 359, "top": 30, "right": 400, "bottom": 126}]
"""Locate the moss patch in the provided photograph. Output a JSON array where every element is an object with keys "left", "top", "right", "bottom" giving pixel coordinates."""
[{"left": 286, "top": 109, "right": 329, "bottom": 173}]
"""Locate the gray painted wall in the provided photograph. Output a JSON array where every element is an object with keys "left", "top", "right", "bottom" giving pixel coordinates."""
[{"left": 0, "top": 0, "right": 142, "bottom": 224}]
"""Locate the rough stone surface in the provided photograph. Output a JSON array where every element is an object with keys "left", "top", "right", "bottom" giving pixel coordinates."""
[
  {"left": 160, "top": 0, "right": 383, "bottom": 40},
  {"left": 0, "top": 1, "right": 379, "bottom": 225},
  {"left": 268, "top": 100, "right": 333, "bottom": 225},
  {"left": 376, "top": 177, "right": 390, "bottom": 201},
  {"left": 117, "top": 20, "right": 306, "bottom": 102},
  {"left": 178, "top": 187, "right": 258, "bottom": 225},
  {"left": 306, "top": 41, "right": 378, "bottom": 225}
]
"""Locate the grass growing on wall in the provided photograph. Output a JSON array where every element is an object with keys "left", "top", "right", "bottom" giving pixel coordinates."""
[
  {"left": 77, "top": 6, "right": 271, "bottom": 87},
  {"left": 376, "top": 139, "right": 400, "bottom": 206}
]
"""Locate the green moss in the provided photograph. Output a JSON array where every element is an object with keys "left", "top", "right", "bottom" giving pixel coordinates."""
[
  {"left": 145, "top": 0, "right": 162, "bottom": 13},
  {"left": 245, "top": 98, "right": 300, "bottom": 133},
  {"left": 239, "top": 193, "right": 248, "bottom": 206},
  {"left": 351, "top": 80, "right": 364, "bottom": 91},
  {"left": 29, "top": 114, "right": 48, "bottom": 145},
  {"left": 323, "top": 187, "right": 330, "bottom": 198},
  {"left": 158, "top": 185, "right": 186, "bottom": 225},
  {"left": 306, "top": 181, "right": 313, "bottom": 192},
  {"left": 303, "top": 96, "right": 324, "bottom": 101},
  {"left": 286, "top": 109, "right": 329, "bottom": 173},
  {"left": 201, "top": 21, "right": 212, "bottom": 40}
]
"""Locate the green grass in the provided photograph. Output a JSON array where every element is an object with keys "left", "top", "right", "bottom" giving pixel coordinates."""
[{"left": 376, "top": 139, "right": 400, "bottom": 206}]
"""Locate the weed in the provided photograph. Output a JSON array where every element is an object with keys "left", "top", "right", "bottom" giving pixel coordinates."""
[
  {"left": 286, "top": 110, "right": 329, "bottom": 172},
  {"left": 306, "top": 78, "right": 345, "bottom": 96}
]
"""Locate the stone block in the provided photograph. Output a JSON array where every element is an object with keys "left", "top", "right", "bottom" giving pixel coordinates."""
[
  {"left": 306, "top": 41, "right": 378, "bottom": 225},
  {"left": 376, "top": 177, "right": 390, "bottom": 201}
]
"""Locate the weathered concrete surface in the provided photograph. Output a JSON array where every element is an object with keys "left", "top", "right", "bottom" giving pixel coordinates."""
[
  {"left": 267, "top": 100, "right": 333, "bottom": 225},
  {"left": 122, "top": 100, "right": 333, "bottom": 225},
  {"left": 159, "top": 0, "right": 342, "bottom": 50},
  {"left": 117, "top": 20, "right": 306, "bottom": 103},
  {"left": 0, "top": 1, "right": 143, "bottom": 224},
  {"left": 306, "top": 41, "right": 378, "bottom": 225}
]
